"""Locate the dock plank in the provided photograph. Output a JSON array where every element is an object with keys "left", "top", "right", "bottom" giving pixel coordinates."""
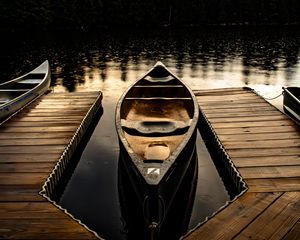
[
  {"left": 0, "top": 138, "right": 70, "bottom": 146},
  {"left": 213, "top": 119, "right": 294, "bottom": 128},
  {"left": 0, "top": 145, "right": 65, "bottom": 153},
  {"left": 247, "top": 178, "right": 300, "bottom": 192},
  {"left": 209, "top": 115, "right": 287, "bottom": 123},
  {"left": 0, "top": 173, "right": 48, "bottom": 185},
  {"left": 196, "top": 93, "right": 265, "bottom": 101},
  {"left": 216, "top": 125, "right": 298, "bottom": 134},
  {"left": 0, "top": 153, "right": 61, "bottom": 163},
  {"left": 19, "top": 109, "right": 89, "bottom": 115},
  {"left": 227, "top": 147, "right": 300, "bottom": 158},
  {"left": 0, "top": 186, "right": 45, "bottom": 202},
  {"left": 0, "top": 91, "right": 101, "bottom": 240},
  {"left": 0, "top": 132, "right": 74, "bottom": 139},
  {"left": 201, "top": 106, "right": 276, "bottom": 114},
  {"left": 196, "top": 96, "right": 263, "bottom": 104},
  {"left": 282, "top": 219, "right": 300, "bottom": 240},
  {"left": 204, "top": 109, "right": 280, "bottom": 118},
  {"left": 34, "top": 104, "right": 93, "bottom": 109},
  {"left": 194, "top": 87, "right": 246, "bottom": 95},
  {"left": 223, "top": 139, "right": 300, "bottom": 149},
  {"left": 239, "top": 166, "right": 300, "bottom": 179},
  {"left": 4, "top": 121, "right": 81, "bottom": 127},
  {"left": 0, "top": 162, "right": 57, "bottom": 173},
  {"left": 199, "top": 101, "right": 269, "bottom": 109},
  {"left": 0, "top": 202, "right": 68, "bottom": 219},
  {"left": 185, "top": 192, "right": 282, "bottom": 240},
  {"left": 0, "top": 219, "right": 97, "bottom": 239},
  {"left": 0, "top": 126, "right": 78, "bottom": 133},
  {"left": 235, "top": 192, "right": 300, "bottom": 240},
  {"left": 234, "top": 156, "right": 300, "bottom": 167},
  {"left": 218, "top": 132, "right": 300, "bottom": 141},
  {"left": 8, "top": 116, "right": 84, "bottom": 122},
  {"left": 184, "top": 88, "right": 300, "bottom": 240}
]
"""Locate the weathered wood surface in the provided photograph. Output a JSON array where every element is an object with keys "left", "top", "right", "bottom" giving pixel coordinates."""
[
  {"left": 185, "top": 192, "right": 300, "bottom": 240},
  {"left": 184, "top": 88, "right": 300, "bottom": 240},
  {"left": 0, "top": 92, "right": 101, "bottom": 240}
]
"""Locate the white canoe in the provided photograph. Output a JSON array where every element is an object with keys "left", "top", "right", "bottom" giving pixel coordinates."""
[{"left": 0, "top": 60, "right": 51, "bottom": 122}]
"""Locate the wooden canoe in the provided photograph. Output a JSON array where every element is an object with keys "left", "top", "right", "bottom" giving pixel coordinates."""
[
  {"left": 115, "top": 61, "right": 199, "bottom": 232},
  {"left": 0, "top": 61, "right": 51, "bottom": 122},
  {"left": 283, "top": 87, "right": 300, "bottom": 125}
]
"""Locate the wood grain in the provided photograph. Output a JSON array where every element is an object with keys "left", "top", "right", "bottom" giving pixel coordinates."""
[
  {"left": 235, "top": 192, "right": 300, "bottom": 240},
  {"left": 184, "top": 192, "right": 282, "bottom": 240},
  {"left": 184, "top": 88, "right": 300, "bottom": 240},
  {"left": 0, "top": 92, "right": 101, "bottom": 240}
]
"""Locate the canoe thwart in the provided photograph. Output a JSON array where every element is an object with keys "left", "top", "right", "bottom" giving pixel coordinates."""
[{"left": 121, "top": 119, "right": 191, "bottom": 136}]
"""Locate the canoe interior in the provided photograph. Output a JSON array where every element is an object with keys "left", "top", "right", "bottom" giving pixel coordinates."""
[
  {"left": 0, "top": 91, "right": 27, "bottom": 104},
  {"left": 286, "top": 87, "right": 300, "bottom": 99},
  {"left": 0, "top": 73, "right": 46, "bottom": 105},
  {"left": 120, "top": 65, "right": 195, "bottom": 163},
  {"left": 0, "top": 73, "right": 44, "bottom": 90},
  {"left": 0, "top": 61, "right": 50, "bottom": 123}
]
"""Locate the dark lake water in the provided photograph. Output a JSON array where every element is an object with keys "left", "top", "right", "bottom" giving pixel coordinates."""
[{"left": 1, "top": 27, "right": 300, "bottom": 240}]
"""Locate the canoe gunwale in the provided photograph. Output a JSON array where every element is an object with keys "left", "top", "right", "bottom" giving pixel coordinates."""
[
  {"left": 115, "top": 62, "right": 199, "bottom": 186},
  {"left": 283, "top": 87, "right": 300, "bottom": 105},
  {"left": 283, "top": 87, "right": 300, "bottom": 125},
  {"left": 0, "top": 60, "right": 51, "bottom": 122}
]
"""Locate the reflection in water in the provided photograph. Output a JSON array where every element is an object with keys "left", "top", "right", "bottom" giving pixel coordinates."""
[
  {"left": 51, "top": 107, "right": 104, "bottom": 201},
  {"left": 1, "top": 28, "right": 300, "bottom": 239},
  {"left": 1, "top": 29, "right": 300, "bottom": 93},
  {"left": 118, "top": 147, "right": 198, "bottom": 240}
]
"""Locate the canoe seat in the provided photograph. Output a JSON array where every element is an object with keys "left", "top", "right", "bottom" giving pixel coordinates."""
[
  {"left": 144, "top": 75, "right": 174, "bottom": 82},
  {"left": 18, "top": 79, "right": 41, "bottom": 84},
  {"left": 144, "top": 143, "right": 170, "bottom": 162},
  {"left": 0, "top": 89, "right": 31, "bottom": 92},
  {"left": 0, "top": 89, "right": 30, "bottom": 92},
  {"left": 124, "top": 97, "right": 192, "bottom": 100},
  {"left": 137, "top": 76, "right": 180, "bottom": 85},
  {"left": 121, "top": 119, "right": 192, "bottom": 136}
]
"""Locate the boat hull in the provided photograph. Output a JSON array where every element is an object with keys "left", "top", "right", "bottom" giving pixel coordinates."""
[
  {"left": 0, "top": 61, "right": 51, "bottom": 122},
  {"left": 115, "top": 62, "right": 199, "bottom": 234},
  {"left": 118, "top": 129, "right": 197, "bottom": 231},
  {"left": 283, "top": 87, "right": 300, "bottom": 124},
  {"left": 118, "top": 130, "right": 198, "bottom": 239}
]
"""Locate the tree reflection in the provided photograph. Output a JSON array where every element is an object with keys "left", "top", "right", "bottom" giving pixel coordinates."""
[{"left": 0, "top": 28, "right": 299, "bottom": 90}]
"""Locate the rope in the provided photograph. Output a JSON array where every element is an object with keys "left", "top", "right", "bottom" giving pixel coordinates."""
[{"left": 261, "top": 90, "right": 284, "bottom": 100}]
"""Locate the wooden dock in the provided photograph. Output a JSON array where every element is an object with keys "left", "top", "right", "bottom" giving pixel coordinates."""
[
  {"left": 0, "top": 91, "right": 102, "bottom": 240},
  {"left": 184, "top": 88, "right": 300, "bottom": 240},
  {"left": 1, "top": 87, "right": 299, "bottom": 240}
]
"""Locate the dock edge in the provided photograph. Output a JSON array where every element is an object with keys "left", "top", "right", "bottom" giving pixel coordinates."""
[{"left": 39, "top": 91, "right": 103, "bottom": 240}]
